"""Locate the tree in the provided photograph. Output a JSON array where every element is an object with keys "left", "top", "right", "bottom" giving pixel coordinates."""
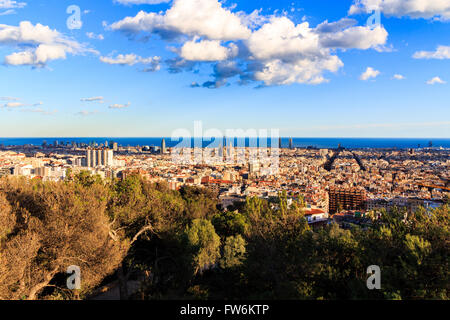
[
  {"left": 220, "top": 235, "right": 246, "bottom": 269},
  {"left": 212, "top": 210, "right": 249, "bottom": 238},
  {"left": 0, "top": 177, "right": 125, "bottom": 300},
  {"left": 184, "top": 219, "right": 221, "bottom": 275}
]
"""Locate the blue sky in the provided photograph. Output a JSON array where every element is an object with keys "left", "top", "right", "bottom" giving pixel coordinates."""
[{"left": 0, "top": 0, "right": 449, "bottom": 138}]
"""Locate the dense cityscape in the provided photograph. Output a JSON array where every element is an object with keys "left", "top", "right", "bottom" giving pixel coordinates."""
[{"left": 1, "top": 139, "right": 449, "bottom": 228}]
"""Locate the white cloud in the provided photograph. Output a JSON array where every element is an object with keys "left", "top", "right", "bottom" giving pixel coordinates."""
[
  {"left": 251, "top": 57, "right": 342, "bottom": 86},
  {"left": 180, "top": 39, "right": 238, "bottom": 61},
  {"left": 108, "top": 0, "right": 393, "bottom": 87},
  {"left": 236, "top": 9, "right": 269, "bottom": 29},
  {"left": 109, "top": 0, "right": 251, "bottom": 41},
  {"left": 247, "top": 17, "right": 321, "bottom": 61},
  {"left": 360, "top": 67, "right": 380, "bottom": 80},
  {"left": 393, "top": 74, "right": 405, "bottom": 80},
  {"left": 86, "top": 32, "right": 105, "bottom": 40},
  {"left": 0, "top": 9, "right": 15, "bottom": 15},
  {"left": 0, "top": 0, "right": 26, "bottom": 9},
  {"left": 426, "top": 76, "right": 446, "bottom": 85},
  {"left": 1, "top": 99, "right": 44, "bottom": 108},
  {"left": 318, "top": 25, "right": 388, "bottom": 50},
  {"left": 413, "top": 45, "right": 450, "bottom": 59},
  {"left": 349, "top": 0, "right": 450, "bottom": 20},
  {"left": 109, "top": 102, "right": 131, "bottom": 109},
  {"left": 2, "top": 101, "right": 25, "bottom": 108},
  {"left": 244, "top": 17, "right": 343, "bottom": 85},
  {"left": 81, "top": 96, "right": 104, "bottom": 103},
  {"left": 100, "top": 53, "right": 161, "bottom": 70},
  {"left": 113, "top": 0, "right": 170, "bottom": 5},
  {"left": 0, "top": 21, "right": 95, "bottom": 67},
  {"left": 77, "top": 110, "right": 99, "bottom": 116}
]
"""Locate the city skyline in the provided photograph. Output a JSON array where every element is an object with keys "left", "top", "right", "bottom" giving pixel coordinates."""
[{"left": 0, "top": 0, "right": 449, "bottom": 138}]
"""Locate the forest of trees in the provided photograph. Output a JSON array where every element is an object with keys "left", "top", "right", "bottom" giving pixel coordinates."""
[{"left": 0, "top": 172, "right": 448, "bottom": 300}]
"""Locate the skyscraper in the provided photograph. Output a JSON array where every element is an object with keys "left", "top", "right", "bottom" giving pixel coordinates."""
[
  {"left": 85, "top": 147, "right": 114, "bottom": 167},
  {"left": 289, "top": 138, "right": 293, "bottom": 149},
  {"left": 86, "top": 149, "right": 91, "bottom": 167},
  {"left": 161, "top": 138, "right": 166, "bottom": 154},
  {"left": 92, "top": 148, "right": 97, "bottom": 167}
]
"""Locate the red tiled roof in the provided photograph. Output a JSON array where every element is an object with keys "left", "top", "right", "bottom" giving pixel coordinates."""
[{"left": 304, "top": 208, "right": 325, "bottom": 216}]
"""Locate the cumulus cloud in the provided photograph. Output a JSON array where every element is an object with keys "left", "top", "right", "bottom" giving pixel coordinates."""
[
  {"left": 360, "top": 67, "right": 380, "bottom": 80},
  {"left": 243, "top": 17, "right": 345, "bottom": 85},
  {"left": 349, "top": 0, "right": 450, "bottom": 20},
  {"left": 199, "top": 60, "right": 243, "bottom": 87},
  {"left": 100, "top": 53, "right": 161, "bottom": 71},
  {"left": 318, "top": 25, "right": 388, "bottom": 50},
  {"left": 108, "top": 0, "right": 390, "bottom": 87},
  {"left": 109, "top": 102, "right": 131, "bottom": 109},
  {"left": 315, "top": 18, "right": 358, "bottom": 33},
  {"left": 109, "top": 0, "right": 251, "bottom": 41},
  {"left": 180, "top": 39, "right": 238, "bottom": 61},
  {"left": 426, "top": 76, "right": 446, "bottom": 85},
  {"left": 246, "top": 18, "right": 321, "bottom": 61},
  {"left": 413, "top": 45, "right": 450, "bottom": 60},
  {"left": 0, "top": 21, "right": 95, "bottom": 67}
]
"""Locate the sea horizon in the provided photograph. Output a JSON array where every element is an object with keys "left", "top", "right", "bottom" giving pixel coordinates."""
[{"left": 1, "top": 137, "right": 449, "bottom": 149}]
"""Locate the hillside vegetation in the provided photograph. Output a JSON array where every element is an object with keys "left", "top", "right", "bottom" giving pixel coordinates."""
[{"left": 0, "top": 173, "right": 448, "bottom": 300}]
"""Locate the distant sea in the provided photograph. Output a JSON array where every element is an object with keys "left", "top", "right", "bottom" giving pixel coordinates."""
[{"left": 0, "top": 137, "right": 449, "bottom": 149}]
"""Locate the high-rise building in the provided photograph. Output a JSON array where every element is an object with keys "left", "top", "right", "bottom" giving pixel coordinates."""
[
  {"left": 106, "top": 149, "right": 114, "bottom": 165},
  {"left": 86, "top": 149, "right": 92, "bottom": 167},
  {"left": 289, "top": 138, "right": 293, "bottom": 149},
  {"left": 102, "top": 149, "right": 114, "bottom": 166},
  {"left": 85, "top": 147, "right": 114, "bottom": 167},
  {"left": 249, "top": 161, "right": 260, "bottom": 175},
  {"left": 161, "top": 138, "right": 166, "bottom": 154},
  {"left": 92, "top": 148, "right": 97, "bottom": 167},
  {"left": 328, "top": 187, "right": 367, "bottom": 214}
]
